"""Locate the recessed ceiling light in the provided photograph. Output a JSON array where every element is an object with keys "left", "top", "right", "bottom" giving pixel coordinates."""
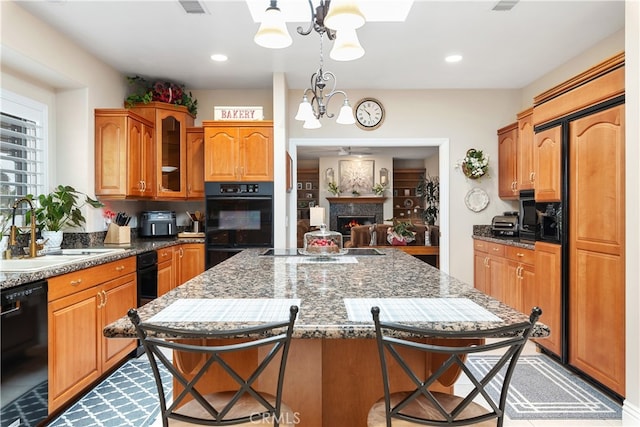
[
  {"left": 445, "top": 54, "right": 463, "bottom": 63},
  {"left": 210, "top": 54, "right": 228, "bottom": 62}
]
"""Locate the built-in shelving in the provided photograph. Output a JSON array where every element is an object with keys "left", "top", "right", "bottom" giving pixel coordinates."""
[{"left": 393, "top": 168, "right": 425, "bottom": 223}]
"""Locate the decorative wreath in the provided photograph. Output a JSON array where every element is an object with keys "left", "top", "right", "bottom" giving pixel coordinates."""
[{"left": 459, "top": 149, "right": 489, "bottom": 179}]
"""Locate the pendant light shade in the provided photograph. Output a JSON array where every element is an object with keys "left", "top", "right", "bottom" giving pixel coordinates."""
[
  {"left": 330, "top": 28, "right": 364, "bottom": 61},
  {"left": 336, "top": 100, "right": 356, "bottom": 125},
  {"left": 254, "top": 2, "right": 292, "bottom": 49},
  {"left": 324, "top": 0, "right": 365, "bottom": 31},
  {"left": 295, "top": 95, "right": 315, "bottom": 122},
  {"left": 303, "top": 117, "right": 322, "bottom": 129}
]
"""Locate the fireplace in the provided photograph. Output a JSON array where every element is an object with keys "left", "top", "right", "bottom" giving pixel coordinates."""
[{"left": 337, "top": 215, "right": 376, "bottom": 236}]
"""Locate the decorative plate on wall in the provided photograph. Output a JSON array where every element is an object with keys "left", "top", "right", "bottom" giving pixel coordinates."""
[
  {"left": 464, "top": 188, "right": 489, "bottom": 212},
  {"left": 403, "top": 199, "right": 414, "bottom": 208}
]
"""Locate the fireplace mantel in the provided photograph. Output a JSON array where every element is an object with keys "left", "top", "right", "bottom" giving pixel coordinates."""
[{"left": 327, "top": 197, "right": 387, "bottom": 204}]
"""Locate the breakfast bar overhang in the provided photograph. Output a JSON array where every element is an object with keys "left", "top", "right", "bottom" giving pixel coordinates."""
[{"left": 104, "top": 248, "right": 549, "bottom": 427}]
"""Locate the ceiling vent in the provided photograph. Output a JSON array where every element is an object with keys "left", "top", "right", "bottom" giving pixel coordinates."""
[
  {"left": 178, "top": 0, "right": 208, "bottom": 14},
  {"left": 492, "top": 0, "right": 519, "bottom": 11}
]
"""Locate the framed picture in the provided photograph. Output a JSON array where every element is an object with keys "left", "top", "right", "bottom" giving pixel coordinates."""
[
  {"left": 339, "top": 159, "right": 374, "bottom": 194},
  {"left": 297, "top": 182, "right": 303, "bottom": 190},
  {"left": 305, "top": 182, "right": 313, "bottom": 190},
  {"left": 306, "top": 193, "right": 313, "bottom": 198}
]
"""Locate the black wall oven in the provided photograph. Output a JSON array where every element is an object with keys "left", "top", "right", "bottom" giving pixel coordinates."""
[{"left": 205, "top": 182, "right": 274, "bottom": 268}]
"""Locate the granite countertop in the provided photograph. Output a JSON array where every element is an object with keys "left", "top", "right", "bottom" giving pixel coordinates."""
[
  {"left": 472, "top": 235, "right": 535, "bottom": 250},
  {"left": 104, "top": 248, "right": 549, "bottom": 340},
  {"left": 0, "top": 237, "right": 204, "bottom": 290}
]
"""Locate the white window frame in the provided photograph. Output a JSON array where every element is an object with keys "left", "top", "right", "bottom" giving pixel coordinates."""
[{"left": 0, "top": 89, "right": 48, "bottom": 219}]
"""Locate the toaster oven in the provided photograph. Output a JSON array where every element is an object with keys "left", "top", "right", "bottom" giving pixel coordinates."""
[{"left": 491, "top": 212, "right": 519, "bottom": 237}]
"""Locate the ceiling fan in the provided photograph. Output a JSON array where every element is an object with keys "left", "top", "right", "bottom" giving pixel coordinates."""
[{"left": 338, "top": 147, "right": 374, "bottom": 156}]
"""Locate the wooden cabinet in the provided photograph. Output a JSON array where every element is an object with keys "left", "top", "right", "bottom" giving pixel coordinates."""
[
  {"left": 297, "top": 168, "right": 319, "bottom": 220},
  {"left": 175, "top": 243, "right": 206, "bottom": 284},
  {"left": 568, "top": 104, "right": 625, "bottom": 396},
  {"left": 129, "top": 102, "right": 196, "bottom": 199},
  {"left": 47, "top": 257, "right": 137, "bottom": 413},
  {"left": 157, "top": 246, "right": 175, "bottom": 297},
  {"left": 533, "top": 125, "right": 562, "bottom": 202},
  {"left": 473, "top": 240, "right": 490, "bottom": 295},
  {"left": 186, "top": 127, "right": 205, "bottom": 199},
  {"left": 533, "top": 242, "right": 562, "bottom": 356},
  {"left": 202, "top": 121, "right": 274, "bottom": 182},
  {"left": 497, "top": 123, "right": 518, "bottom": 199},
  {"left": 95, "top": 109, "right": 155, "bottom": 199},
  {"left": 393, "top": 168, "right": 425, "bottom": 222},
  {"left": 473, "top": 240, "right": 508, "bottom": 303},
  {"left": 517, "top": 108, "right": 535, "bottom": 191}
]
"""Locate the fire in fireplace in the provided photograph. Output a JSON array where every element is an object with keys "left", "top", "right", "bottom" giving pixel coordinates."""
[{"left": 337, "top": 215, "right": 377, "bottom": 236}]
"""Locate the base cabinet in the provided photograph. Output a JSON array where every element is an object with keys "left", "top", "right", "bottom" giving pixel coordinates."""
[
  {"left": 177, "top": 243, "right": 205, "bottom": 283},
  {"left": 157, "top": 246, "right": 175, "bottom": 297},
  {"left": 532, "top": 242, "right": 562, "bottom": 356},
  {"left": 157, "top": 243, "right": 205, "bottom": 297},
  {"left": 47, "top": 257, "right": 137, "bottom": 413}
]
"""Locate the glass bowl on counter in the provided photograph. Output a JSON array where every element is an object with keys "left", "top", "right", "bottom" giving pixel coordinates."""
[{"left": 300, "top": 224, "right": 346, "bottom": 256}]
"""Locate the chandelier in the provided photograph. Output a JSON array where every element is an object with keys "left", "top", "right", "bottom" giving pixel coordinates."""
[{"left": 254, "top": 0, "right": 365, "bottom": 128}]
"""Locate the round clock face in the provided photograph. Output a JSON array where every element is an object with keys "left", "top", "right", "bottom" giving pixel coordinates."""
[{"left": 355, "top": 98, "right": 384, "bottom": 130}]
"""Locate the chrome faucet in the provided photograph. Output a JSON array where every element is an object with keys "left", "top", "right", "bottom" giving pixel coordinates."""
[{"left": 8, "top": 198, "right": 42, "bottom": 258}]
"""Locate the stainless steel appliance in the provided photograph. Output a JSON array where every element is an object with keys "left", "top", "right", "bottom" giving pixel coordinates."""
[
  {"left": 491, "top": 212, "right": 519, "bottom": 237},
  {"left": 1, "top": 280, "right": 48, "bottom": 426},
  {"left": 205, "top": 182, "right": 274, "bottom": 268},
  {"left": 139, "top": 211, "right": 177, "bottom": 237}
]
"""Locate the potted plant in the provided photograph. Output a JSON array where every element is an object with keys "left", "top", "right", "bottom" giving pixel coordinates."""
[
  {"left": 417, "top": 175, "right": 440, "bottom": 225},
  {"left": 372, "top": 183, "right": 387, "bottom": 196},
  {"left": 26, "top": 185, "right": 104, "bottom": 250},
  {"left": 386, "top": 219, "right": 416, "bottom": 246},
  {"left": 0, "top": 213, "right": 10, "bottom": 253},
  {"left": 327, "top": 181, "right": 341, "bottom": 196}
]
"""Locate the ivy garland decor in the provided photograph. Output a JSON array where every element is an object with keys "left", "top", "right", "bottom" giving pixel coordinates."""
[
  {"left": 124, "top": 76, "right": 198, "bottom": 116},
  {"left": 458, "top": 148, "right": 489, "bottom": 180}
]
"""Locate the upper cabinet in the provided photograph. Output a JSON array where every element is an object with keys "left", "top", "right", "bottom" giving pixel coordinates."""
[
  {"left": 533, "top": 125, "right": 562, "bottom": 202},
  {"left": 497, "top": 123, "right": 518, "bottom": 199},
  {"left": 129, "top": 102, "right": 195, "bottom": 199},
  {"left": 517, "top": 108, "right": 535, "bottom": 191},
  {"left": 95, "top": 109, "right": 155, "bottom": 199},
  {"left": 186, "top": 127, "right": 205, "bottom": 199},
  {"left": 202, "top": 121, "right": 273, "bottom": 182}
]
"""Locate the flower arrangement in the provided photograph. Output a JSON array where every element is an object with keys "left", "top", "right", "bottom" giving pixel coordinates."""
[
  {"left": 458, "top": 148, "right": 489, "bottom": 179},
  {"left": 372, "top": 183, "right": 387, "bottom": 196},
  {"left": 327, "top": 181, "right": 341, "bottom": 196},
  {"left": 125, "top": 76, "right": 198, "bottom": 116},
  {"left": 386, "top": 219, "right": 416, "bottom": 245}
]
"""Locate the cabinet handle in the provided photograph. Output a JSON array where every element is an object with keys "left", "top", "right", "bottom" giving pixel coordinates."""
[
  {"left": 97, "top": 291, "right": 104, "bottom": 308},
  {"left": 115, "top": 265, "right": 125, "bottom": 271},
  {"left": 516, "top": 253, "right": 524, "bottom": 257},
  {"left": 70, "top": 279, "right": 82, "bottom": 286},
  {"left": 179, "top": 247, "right": 184, "bottom": 258},
  {"left": 530, "top": 172, "right": 535, "bottom": 183},
  {"left": 492, "top": 247, "right": 500, "bottom": 252},
  {"left": 484, "top": 256, "right": 489, "bottom": 267},
  {"left": 102, "top": 290, "right": 107, "bottom": 306}
]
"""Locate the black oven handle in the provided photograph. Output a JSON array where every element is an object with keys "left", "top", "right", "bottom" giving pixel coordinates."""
[{"left": 207, "top": 196, "right": 273, "bottom": 201}]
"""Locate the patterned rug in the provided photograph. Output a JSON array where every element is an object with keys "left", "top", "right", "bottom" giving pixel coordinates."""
[
  {"left": 466, "top": 354, "right": 622, "bottom": 419},
  {"left": 48, "top": 358, "right": 171, "bottom": 427},
  {"left": 1, "top": 381, "right": 48, "bottom": 427}
]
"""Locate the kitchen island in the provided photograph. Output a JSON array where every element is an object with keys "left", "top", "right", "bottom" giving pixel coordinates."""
[{"left": 104, "top": 248, "right": 548, "bottom": 427}]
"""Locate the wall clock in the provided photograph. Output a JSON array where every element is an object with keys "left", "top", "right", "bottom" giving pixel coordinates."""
[{"left": 354, "top": 98, "right": 385, "bottom": 130}]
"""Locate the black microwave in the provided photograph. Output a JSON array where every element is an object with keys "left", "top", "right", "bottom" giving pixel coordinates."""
[{"left": 519, "top": 190, "right": 538, "bottom": 241}]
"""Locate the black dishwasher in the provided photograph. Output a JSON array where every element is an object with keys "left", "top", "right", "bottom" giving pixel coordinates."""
[
  {"left": 137, "top": 251, "right": 158, "bottom": 306},
  {"left": 1, "top": 279, "right": 48, "bottom": 427}
]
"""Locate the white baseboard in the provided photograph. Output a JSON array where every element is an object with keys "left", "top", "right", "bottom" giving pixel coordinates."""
[{"left": 623, "top": 400, "right": 640, "bottom": 426}]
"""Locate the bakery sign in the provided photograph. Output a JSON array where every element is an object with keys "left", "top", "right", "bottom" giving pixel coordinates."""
[{"left": 214, "top": 106, "right": 264, "bottom": 121}]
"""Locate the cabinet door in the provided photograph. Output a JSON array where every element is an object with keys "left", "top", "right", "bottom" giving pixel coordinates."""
[
  {"left": 517, "top": 109, "right": 535, "bottom": 191},
  {"left": 186, "top": 127, "right": 205, "bottom": 199},
  {"left": 533, "top": 242, "right": 562, "bottom": 356},
  {"left": 100, "top": 273, "right": 137, "bottom": 370},
  {"left": 156, "top": 109, "right": 187, "bottom": 198},
  {"left": 569, "top": 105, "right": 625, "bottom": 395},
  {"left": 498, "top": 123, "right": 518, "bottom": 199},
  {"left": 157, "top": 259, "right": 173, "bottom": 297},
  {"left": 473, "top": 252, "right": 489, "bottom": 295},
  {"left": 126, "top": 117, "right": 155, "bottom": 198},
  {"left": 487, "top": 255, "right": 507, "bottom": 303},
  {"left": 140, "top": 121, "right": 156, "bottom": 198},
  {"left": 204, "top": 127, "right": 238, "bottom": 181},
  {"left": 239, "top": 127, "right": 273, "bottom": 181},
  {"left": 179, "top": 243, "right": 205, "bottom": 284},
  {"left": 504, "top": 261, "right": 522, "bottom": 311},
  {"left": 48, "top": 287, "right": 100, "bottom": 413},
  {"left": 95, "top": 114, "right": 127, "bottom": 196},
  {"left": 534, "top": 125, "right": 562, "bottom": 202}
]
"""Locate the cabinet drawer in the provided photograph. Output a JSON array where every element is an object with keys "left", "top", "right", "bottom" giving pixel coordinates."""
[
  {"left": 486, "top": 242, "right": 505, "bottom": 257},
  {"left": 157, "top": 247, "right": 174, "bottom": 261},
  {"left": 48, "top": 257, "right": 136, "bottom": 301},
  {"left": 473, "top": 240, "right": 488, "bottom": 253},
  {"left": 506, "top": 246, "right": 535, "bottom": 265}
]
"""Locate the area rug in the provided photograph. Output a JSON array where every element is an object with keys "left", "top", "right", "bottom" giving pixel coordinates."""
[
  {"left": 465, "top": 354, "right": 622, "bottom": 420},
  {"left": 48, "top": 358, "right": 171, "bottom": 427},
  {"left": 0, "top": 381, "right": 48, "bottom": 427}
]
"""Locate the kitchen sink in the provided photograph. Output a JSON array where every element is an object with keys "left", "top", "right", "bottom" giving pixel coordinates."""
[{"left": 0, "top": 248, "right": 127, "bottom": 272}]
